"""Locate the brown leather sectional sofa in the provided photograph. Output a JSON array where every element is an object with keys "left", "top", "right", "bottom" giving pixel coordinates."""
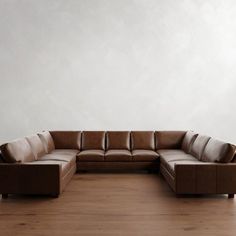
[{"left": 0, "top": 131, "right": 236, "bottom": 199}]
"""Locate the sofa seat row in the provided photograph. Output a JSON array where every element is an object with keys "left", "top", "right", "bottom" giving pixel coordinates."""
[
  {"left": 159, "top": 150, "right": 199, "bottom": 176},
  {"left": 0, "top": 130, "right": 236, "bottom": 199},
  {"left": 77, "top": 149, "right": 159, "bottom": 162},
  {"left": 159, "top": 133, "right": 236, "bottom": 197}
]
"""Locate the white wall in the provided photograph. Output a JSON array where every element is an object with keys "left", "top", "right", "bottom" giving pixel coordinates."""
[{"left": 0, "top": 0, "right": 236, "bottom": 144}]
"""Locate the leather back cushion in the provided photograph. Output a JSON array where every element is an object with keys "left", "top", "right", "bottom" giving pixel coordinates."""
[
  {"left": 82, "top": 131, "right": 105, "bottom": 150},
  {"left": 232, "top": 146, "right": 236, "bottom": 162},
  {"left": 202, "top": 138, "right": 236, "bottom": 163},
  {"left": 26, "top": 134, "right": 46, "bottom": 159},
  {"left": 131, "top": 131, "right": 155, "bottom": 150},
  {"left": 181, "top": 131, "right": 198, "bottom": 153},
  {"left": 38, "top": 131, "right": 55, "bottom": 153},
  {"left": 155, "top": 131, "right": 186, "bottom": 150},
  {"left": 0, "top": 151, "right": 4, "bottom": 163},
  {"left": 50, "top": 131, "right": 81, "bottom": 149},
  {"left": 190, "top": 135, "right": 210, "bottom": 160},
  {"left": 106, "top": 131, "right": 130, "bottom": 150},
  {"left": 0, "top": 138, "right": 35, "bottom": 163}
]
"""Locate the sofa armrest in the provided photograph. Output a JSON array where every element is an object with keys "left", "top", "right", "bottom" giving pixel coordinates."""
[
  {"left": 0, "top": 163, "right": 62, "bottom": 196},
  {"left": 175, "top": 163, "right": 236, "bottom": 194},
  {"left": 216, "top": 164, "right": 236, "bottom": 194}
]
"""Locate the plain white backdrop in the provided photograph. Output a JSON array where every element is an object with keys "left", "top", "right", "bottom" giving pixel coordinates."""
[{"left": 0, "top": 0, "right": 235, "bottom": 144}]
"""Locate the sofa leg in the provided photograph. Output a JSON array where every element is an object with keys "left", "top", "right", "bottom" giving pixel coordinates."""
[
  {"left": 2, "top": 194, "right": 8, "bottom": 199},
  {"left": 228, "top": 194, "right": 234, "bottom": 199}
]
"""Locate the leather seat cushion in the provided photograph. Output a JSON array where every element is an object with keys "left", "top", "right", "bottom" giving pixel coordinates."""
[
  {"left": 82, "top": 131, "right": 105, "bottom": 150},
  {"left": 0, "top": 138, "right": 35, "bottom": 163},
  {"left": 190, "top": 135, "right": 211, "bottom": 160},
  {"left": 106, "top": 131, "right": 130, "bottom": 150},
  {"left": 50, "top": 149, "right": 79, "bottom": 156},
  {"left": 132, "top": 150, "right": 159, "bottom": 162},
  {"left": 26, "top": 134, "right": 46, "bottom": 159},
  {"left": 50, "top": 131, "right": 81, "bottom": 149},
  {"left": 77, "top": 150, "right": 104, "bottom": 162},
  {"left": 131, "top": 131, "right": 155, "bottom": 150},
  {"left": 38, "top": 131, "right": 55, "bottom": 153},
  {"left": 202, "top": 138, "right": 236, "bottom": 163},
  {"left": 105, "top": 150, "right": 132, "bottom": 161},
  {"left": 158, "top": 149, "right": 197, "bottom": 163},
  {"left": 181, "top": 131, "right": 198, "bottom": 153},
  {"left": 155, "top": 131, "right": 186, "bottom": 150},
  {"left": 39, "top": 149, "right": 78, "bottom": 167}
]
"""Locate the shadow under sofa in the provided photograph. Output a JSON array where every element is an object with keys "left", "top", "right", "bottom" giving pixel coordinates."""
[{"left": 0, "top": 130, "right": 235, "bottom": 199}]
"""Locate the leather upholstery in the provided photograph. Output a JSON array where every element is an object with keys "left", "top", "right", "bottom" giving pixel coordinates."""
[
  {"left": 40, "top": 154, "right": 76, "bottom": 166},
  {"left": 132, "top": 150, "right": 159, "bottom": 162},
  {"left": 131, "top": 131, "right": 155, "bottom": 150},
  {"left": 0, "top": 138, "right": 35, "bottom": 163},
  {"left": 0, "top": 163, "right": 61, "bottom": 196},
  {"left": 174, "top": 163, "right": 236, "bottom": 194},
  {"left": 77, "top": 162, "right": 159, "bottom": 172},
  {"left": 106, "top": 131, "right": 130, "bottom": 150},
  {"left": 0, "top": 152, "right": 4, "bottom": 163},
  {"left": 163, "top": 159, "right": 202, "bottom": 176},
  {"left": 82, "top": 131, "right": 105, "bottom": 150},
  {"left": 232, "top": 146, "right": 236, "bottom": 162},
  {"left": 61, "top": 164, "right": 77, "bottom": 193},
  {"left": 181, "top": 131, "right": 198, "bottom": 153},
  {"left": 77, "top": 150, "right": 104, "bottom": 162},
  {"left": 39, "top": 149, "right": 78, "bottom": 168},
  {"left": 217, "top": 164, "right": 236, "bottom": 194},
  {"left": 28, "top": 160, "right": 71, "bottom": 178},
  {"left": 26, "top": 134, "right": 46, "bottom": 159},
  {"left": 155, "top": 131, "right": 186, "bottom": 150},
  {"left": 159, "top": 149, "right": 200, "bottom": 177},
  {"left": 38, "top": 131, "right": 55, "bottom": 153},
  {"left": 105, "top": 150, "right": 132, "bottom": 161},
  {"left": 190, "top": 135, "right": 211, "bottom": 160},
  {"left": 160, "top": 164, "right": 175, "bottom": 191},
  {"left": 158, "top": 149, "right": 197, "bottom": 163},
  {"left": 50, "top": 149, "right": 79, "bottom": 156},
  {"left": 202, "top": 138, "right": 236, "bottom": 163},
  {"left": 50, "top": 131, "right": 81, "bottom": 150},
  {"left": 159, "top": 147, "right": 236, "bottom": 195},
  {"left": 1, "top": 130, "right": 236, "bottom": 198}
]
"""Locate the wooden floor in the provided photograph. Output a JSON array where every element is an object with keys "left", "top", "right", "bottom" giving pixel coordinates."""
[{"left": 0, "top": 173, "right": 236, "bottom": 236}]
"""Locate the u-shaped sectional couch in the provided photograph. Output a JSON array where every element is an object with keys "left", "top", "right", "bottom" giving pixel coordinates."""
[{"left": 0, "top": 131, "right": 236, "bottom": 199}]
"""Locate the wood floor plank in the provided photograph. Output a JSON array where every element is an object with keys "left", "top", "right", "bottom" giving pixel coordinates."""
[{"left": 0, "top": 173, "right": 236, "bottom": 236}]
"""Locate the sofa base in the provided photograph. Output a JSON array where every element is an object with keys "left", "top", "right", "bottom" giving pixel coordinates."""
[
  {"left": 228, "top": 194, "right": 234, "bottom": 199},
  {"left": 77, "top": 161, "right": 159, "bottom": 172}
]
